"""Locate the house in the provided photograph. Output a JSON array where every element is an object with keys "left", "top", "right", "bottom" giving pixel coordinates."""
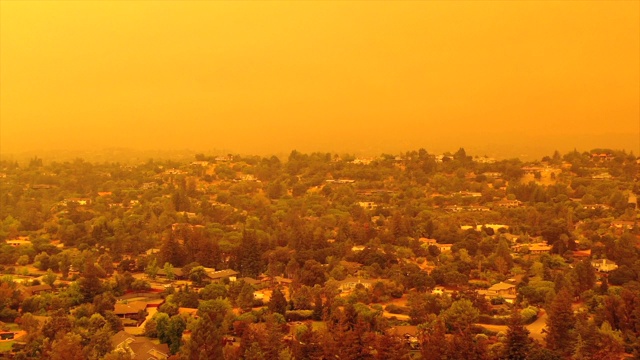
[
  {"left": 495, "top": 199, "right": 522, "bottom": 208},
  {"left": 357, "top": 202, "right": 377, "bottom": 210},
  {"left": 190, "top": 161, "right": 209, "bottom": 167},
  {"left": 572, "top": 249, "right": 592, "bottom": 259},
  {"left": 458, "top": 191, "right": 482, "bottom": 198},
  {"left": 273, "top": 276, "right": 293, "bottom": 286},
  {"left": 239, "top": 277, "right": 262, "bottom": 286},
  {"left": 419, "top": 238, "right": 438, "bottom": 246},
  {"left": 528, "top": 243, "right": 552, "bottom": 254},
  {"left": 479, "top": 282, "right": 517, "bottom": 303},
  {"left": 386, "top": 325, "right": 420, "bottom": 349},
  {"left": 435, "top": 243, "right": 453, "bottom": 252},
  {"left": 582, "top": 203, "right": 611, "bottom": 210},
  {"left": 611, "top": 221, "right": 635, "bottom": 230},
  {"left": 338, "top": 260, "right": 363, "bottom": 275},
  {"left": 474, "top": 156, "right": 496, "bottom": 164},
  {"left": 483, "top": 172, "right": 503, "bottom": 179},
  {"left": 387, "top": 325, "right": 418, "bottom": 338},
  {"left": 206, "top": 269, "right": 239, "bottom": 282},
  {"left": 337, "top": 278, "right": 377, "bottom": 292},
  {"left": 0, "top": 331, "right": 16, "bottom": 340},
  {"left": 111, "top": 331, "right": 169, "bottom": 360},
  {"left": 140, "top": 182, "right": 158, "bottom": 190},
  {"left": 178, "top": 307, "right": 198, "bottom": 318},
  {"left": 591, "top": 259, "right": 619, "bottom": 272},
  {"left": 483, "top": 224, "right": 509, "bottom": 232},
  {"left": 19, "top": 284, "right": 52, "bottom": 297},
  {"left": 444, "top": 205, "right": 463, "bottom": 213},
  {"left": 592, "top": 173, "right": 613, "bottom": 180},
  {"left": 487, "top": 282, "right": 516, "bottom": 295},
  {"left": 431, "top": 286, "right": 453, "bottom": 295},
  {"left": 5, "top": 239, "right": 31, "bottom": 247},
  {"left": 157, "top": 267, "right": 186, "bottom": 280},
  {"left": 468, "top": 206, "right": 491, "bottom": 212},
  {"left": 351, "top": 245, "right": 366, "bottom": 252},
  {"left": 114, "top": 301, "right": 148, "bottom": 319},
  {"left": 65, "top": 198, "right": 91, "bottom": 206},
  {"left": 502, "top": 234, "right": 520, "bottom": 243}
]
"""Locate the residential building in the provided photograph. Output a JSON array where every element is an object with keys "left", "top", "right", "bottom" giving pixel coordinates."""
[
  {"left": 591, "top": 259, "right": 619, "bottom": 272},
  {"left": 111, "top": 331, "right": 169, "bottom": 360}
]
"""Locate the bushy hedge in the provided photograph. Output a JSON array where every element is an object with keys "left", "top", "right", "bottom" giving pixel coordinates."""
[
  {"left": 285, "top": 310, "right": 314, "bottom": 322},
  {"left": 385, "top": 304, "right": 410, "bottom": 315},
  {"left": 521, "top": 306, "right": 538, "bottom": 324},
  {"left": 477, "top": 306, "right": 538, "bottom": 325}
]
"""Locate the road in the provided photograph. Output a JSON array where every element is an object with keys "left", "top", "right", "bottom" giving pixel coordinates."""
[{"left": 477, "top": 310, "right": 547, "bottom": 343}]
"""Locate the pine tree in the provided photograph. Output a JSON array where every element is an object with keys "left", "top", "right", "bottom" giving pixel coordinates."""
[
  {"left": 503, "top": 310, "right": 531, "bottom": 360},
  {"left": 312, "top": 292, "right": 323, "bottom": 320},
  {"left": 268, "top": 287, "right": 288, "bottom": 315},
  {"left": 373, "top": 333, "right": 409, "bottom": 360},
  {"left": 419, "top": 317, "right": 448, "bottom": 360},
  {"left": 239, "top": 230, "right": 262, "bottom": 277},
  {"left": 545, "top": 289, "right": 576, "bottom": 357}
]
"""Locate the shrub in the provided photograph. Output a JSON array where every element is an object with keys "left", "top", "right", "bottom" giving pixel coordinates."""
[
  {"left": 285, "top": 310, "right": 313, "bottom": 322},
  {"left": 385, "top": 304, "right": 410, "bottom": 315}
]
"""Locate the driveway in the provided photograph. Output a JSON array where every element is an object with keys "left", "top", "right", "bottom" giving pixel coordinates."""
[
  {"left": 476, "top": 310, "right": 547, "bottom": 343},
  {"left": 124, "top": 307, "right": 157, "bottom": 335}
]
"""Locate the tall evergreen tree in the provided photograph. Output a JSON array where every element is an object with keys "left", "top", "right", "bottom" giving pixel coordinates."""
[
  {"left": 419, "top": 317, "right": 448, "bottom": 360},
  {"left": 502, "top": 310, "right": 531, "bottom": 360},
  {"left": 239, "top": 230, "right": 262, "bottom": 277},
  {"left": 545, "top": 289, "right": 576, "bottom": 357},
  {"left": 268, "top": 287, "right": 287, "bottom": 316}
]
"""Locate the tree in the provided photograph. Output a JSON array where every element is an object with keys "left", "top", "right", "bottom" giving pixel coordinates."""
[
  {"left": 297, "top": 260, "right": 326, "bottom": 287},
  {"left": 545, "top": 289, "right": 576, "bottom": 356},
  {"left": 373, "top": 333, "right": 409, "bottom": 360},
  {"left": 312, "top": 292, "right": 323, "bottom": 321},
  {"left": 77, "top": 261, "right": 104, "bottom": 302},
  {"left": 442, "top": 299, "right": 479, "bottom": 334},
  {"left": 268, "top": 287, "right": 287, "bottom": 316},
  {"left": 42, "top": 269, "right": 57, "bottom": 287},
  {"left": 87, "top": 323, "right": 114, "bottom": 359},
  {"left": 159, "top": 233, "right": 186, "bottom": 267},
  {"left": 236, "top": 282, "right": 255, "bottom": 312},
  {"left": 97, "top": 253, "right": 115, "bottom": 276},
  {"left": 165, "top": 315, "right": 187, "bottom": 354},
  {"left": 145, "top": 258, "right": 159, "bottom": 279},
  {"left": 42, "top": 309, "right": 73, "bottom": 341},
  {"left": 502, "top": 310, "right": 531, "bottom": 360},
  {"left": 200, "top": 283, "right": 227, "bottom": 300},
  {"left": 238, "top": 229, "right": 263, "bottom": 278},
  {"left": 189, "top": 266, "right": 207, "bottom": 287},
  {"left": 182, "top": 299, "right": 230, "bottom": 360},
  {"left": 163, "top": 262, "right": 175, "bottom": 282},
  {"left": 419, "top": 317, "right": 448, "bottom": 360},
  {"left": 407, "top": 292, "right": 443, "bottom": 325},
  {"left": 572, "top": 260, "right": 596, "bottom": 295},
  {"left": 50, "top": 332, "right": 85, "bottom": 360},
  {"left": 17, "top": 254, "right": 29, "bottom": 266},
  {"left": 93, "top": 292, "right": 116, "bottom": 315}
]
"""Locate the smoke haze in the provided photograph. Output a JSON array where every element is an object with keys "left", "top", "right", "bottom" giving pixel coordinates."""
[{"left": 1, "top": 1, "right": 638, "bottom": 159}]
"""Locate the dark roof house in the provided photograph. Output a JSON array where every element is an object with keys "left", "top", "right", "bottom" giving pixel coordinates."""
[{"left": 111, "top": 331, "right": 169, "bottom": 360}]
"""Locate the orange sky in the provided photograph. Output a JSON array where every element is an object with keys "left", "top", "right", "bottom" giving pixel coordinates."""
[{"left": 1, "top": 1, "right": 639, "bottom": 158}]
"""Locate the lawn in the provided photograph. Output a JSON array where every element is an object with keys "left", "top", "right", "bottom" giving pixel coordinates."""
[
  {"left": 1, "top": 323, "right": 20, "bottom": 331},
  {"left": 0, "top": 341, "right": 14, "bottom": 353}
]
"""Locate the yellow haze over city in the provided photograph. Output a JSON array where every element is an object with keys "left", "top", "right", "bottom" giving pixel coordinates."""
[{"left": 1, "top": 1, "right": 639, "bottom": 158}]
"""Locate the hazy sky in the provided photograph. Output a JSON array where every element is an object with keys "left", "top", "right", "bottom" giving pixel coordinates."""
[{"left": 1, "top": 1, "right": 639, "bottom": 158}]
